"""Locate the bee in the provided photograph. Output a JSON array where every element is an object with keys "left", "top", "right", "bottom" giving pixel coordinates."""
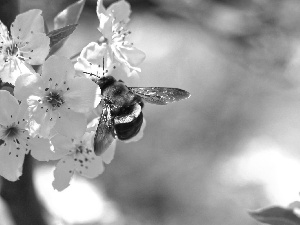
[{"left": 92, "top": 75, "right": 190, "bottom": 155}]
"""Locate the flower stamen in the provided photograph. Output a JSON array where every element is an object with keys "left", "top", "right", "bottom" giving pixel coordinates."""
[
  {"left": 45, "top": 91, "right": 65, "bottom": 109},
  {"left": 1, "top": 123, "right": 20, "bottom": 141}
]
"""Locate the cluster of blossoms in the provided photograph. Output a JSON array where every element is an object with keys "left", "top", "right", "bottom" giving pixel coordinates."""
[{"left": 0, "top": 0, "right": 145, "bottom": 191}]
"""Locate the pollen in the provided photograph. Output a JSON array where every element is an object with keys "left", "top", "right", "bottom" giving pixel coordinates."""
[
  {"left": 5, "top": 44, "right": 18, "bottom": 56},
  {"left": 45, "top": 91, "right": 65, "bottom": 109},
  {"left": 1, "top": 41, "right": 19, "bottom": 63},
  {"left": 76, "top": 145, "right": 84, "bottom": 154}
]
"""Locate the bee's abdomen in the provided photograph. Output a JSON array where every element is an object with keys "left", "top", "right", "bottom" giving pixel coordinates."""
[
  {"left": 115, "top": 112, "right": 143, "bottom": 140},
  {"left": 114, "top": 103, "right": 144, "bottom": 140}
]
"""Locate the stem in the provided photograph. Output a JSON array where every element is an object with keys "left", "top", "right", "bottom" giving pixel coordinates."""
[
  {"left": 69, "top": 51, "right": 81, "bottom": 61},
  {"left": 0, "top": 156, "right": 48, "bottom": 225}
]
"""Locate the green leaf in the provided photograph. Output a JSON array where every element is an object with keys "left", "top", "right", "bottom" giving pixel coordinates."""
[
  {"left": 54, "top": 0, "right": 86, "bottom": 30},
  {"left": 249, "top": 206, "right": 300, "bottom": 225},
  {"left": 47, "top": 0, "right": 86, "bottom": 56},
  {"left": 47, "top": 24, "right": 78, "bottom": 49}
]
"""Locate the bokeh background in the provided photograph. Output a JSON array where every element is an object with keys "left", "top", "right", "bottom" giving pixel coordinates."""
[{"left": 4, "top": 0, "right": 300, "bottom": 224}]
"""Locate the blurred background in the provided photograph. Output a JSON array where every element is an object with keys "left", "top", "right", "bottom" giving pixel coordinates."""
[{"left": 4, "top": 0, "right": 300, "bottom": 224}]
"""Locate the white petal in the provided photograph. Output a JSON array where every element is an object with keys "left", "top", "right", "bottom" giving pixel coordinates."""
[
  {"left": 29, "top": 137, "right": 60, "bottom": 161},
  {"left": 54, "top": 107, "right": 87, "bottom": 138},
  {"left": 51, "top": 134, "right": 75, "bottom": 156},
  {"left": 98, "top": 15, "right": 113, "bottom": 40},
  {"left": 11, "top": 9, "right": 44, "bottom": 42},
  {"left": 81, "top": 131, "right": 95, "bottom": 148},
  {"left": 0, "top": 59, "right": 34, "bottom": 85},
  {"left": 96, "top": 0, "right": 106, "bottom": 16},
  {"left": 14, "top": 72, "right": 40, "bottom": 102},
  {"left": 107, "top": 0, "right": 131, "bottom": 23},
  {"left": 64, "top": 77, "right": 100, "bottom": 113},
  {"left": 15, "top": 100, "right": 30, "bottom": 122},
  {"left": 115, "top": 44, "right": 146, "bottom": 67},
  {"left": 96, "top": 0, "right": 113, "bottom": 39},
  {"left": 0, "top": 141, "right": 25, "bottom": 181},
  {"left": 0, "top": 21, "right": 9, "bottom": 43},
  {"left": 79, "top": 42, "right": 108, "bottom": 65},
  {"left": 42, "top": 56, "right": 75, "bottom": 88},
  {"left": 19, "top": 33, "right": 50, "bottom": 65},
  {"left": 15, "top": 133, "right": 30, "bottom": 155},
  {"left": 27, "top": 105, "right": 57, "bottom": 138},
  {"left": 0, "top": 90, "right": 19, "bottom": 126},
  {"left": 52, "top": 156, "right": 75, "bottom": 191},
  {"left": 74, "top": 57, "right": 89, "bottom": 77},
  {"left": 75, "top": 153, "right": 104, "bottom": 179},
  {"left": 101, "top": 139, "right": 116, "bottom": 164}
]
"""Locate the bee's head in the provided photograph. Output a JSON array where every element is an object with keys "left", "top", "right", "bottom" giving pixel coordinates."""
[{"left": 97, "top": 76, "right": 117, "bottom": 91}]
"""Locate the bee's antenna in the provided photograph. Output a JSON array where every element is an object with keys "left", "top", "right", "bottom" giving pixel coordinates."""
[
  {"left": 102, "top": 57, "right": 105, "bottom": 76},
  {"left": 83, "top": 71, "right": 101, "bottom": 79}
]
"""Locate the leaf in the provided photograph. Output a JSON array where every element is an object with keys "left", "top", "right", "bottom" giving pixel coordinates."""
[
  {"left": 54, "top": 0, "right": 86, "bottom": 30},
  {"left": 249, "top": 206, "right": 300, "bottom": 225},
  {"left": 47, "top": 24, "right": 78, "bottom": 48},
  {"left": 48, "top": 0, "right": 86, "bottom": 56},
  {"left": 47, "top": 24, "right": 77, "bottom": 55}
]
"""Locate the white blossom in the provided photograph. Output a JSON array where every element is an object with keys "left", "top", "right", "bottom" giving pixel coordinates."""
[
  {"left": 14, "top": 55, "right": 100, "bottom": 138},
  {"left": 0, "top": 9, "right": 49, "bottom": 85}
]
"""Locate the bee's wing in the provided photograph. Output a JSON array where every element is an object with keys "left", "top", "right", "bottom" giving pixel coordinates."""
[
  {"left": 94, "top": 106, "right": 115, "bottom": 155},
  {"left": 128, "top": 87, "right": 190, "bottom": 105}
]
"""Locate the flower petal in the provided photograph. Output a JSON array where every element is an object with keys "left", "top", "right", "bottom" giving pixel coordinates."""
[
  {"left": 74, "top": 57, "right": 94, "bottom": 78},
  {"left": 115, "top": 44, "right": 146, "bottom": 67},
  {"left": 98, "top": 14, "right": 113, "bottom": 39},
  {"left": 19, "top": 33, "right": 50, "bottom": 65},
  {"left": 96, "top": 0, "right": 107, "bottom": 16},
  {"left": 27, "top": 103, "right": 57, "bottom": 138},
  {"left": 0, "top": 90, "right": 19, "bottom": 126},
  {"left": 74, "top": 42, "right": 118, "bottom": 78},
  {"left": 0, "top": 21, "right": 9, "bottom": 42},
  {"left": 52, "top": 156, "right": 75, "bottom": 191},
  {"left": 42, "top": 56, "right": 75, "bottom": 88},
  {"left": 96, "top": 0, "right": 112, "bottom": 37},
  {"left": 14, "top": 72, "right": 41, "bottom": 102},
  {"left": 64, "top": 77, "right": 100, "bottom": 113},
  {"left": 0, "top": 60, "right": 35, "bottom": 85},
  {"left": 11, "top": 9, "right": 45, "bottom": 42},
  {"left": 51, "top": 134, "right": 75, "bottom": 156},
  {"left": 54, "top": 107, "right": 87, "bottom": 138},
  {"left": 0, "top": 141, "right": 25, "bottom": 181},
  {"left": 29, "top": 137, "right": 60, "bottom": 161},
  {"left": 79, "top": 42, "right": 108, "bottom": 65},
  {"left": 107, "top": 0, "right": 131, "bottom": 23},
  {"left": 75, "top": 153, "right": 104, "bottom": 178}
]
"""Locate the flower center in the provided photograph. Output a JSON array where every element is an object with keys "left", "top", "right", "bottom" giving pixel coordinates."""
[
  {"left": 5, "top": 43, "right": 18, "bottom": 57},
  {"left": 4, "top": 124, "right": 19, "bottom": 139},
  {"left": 76, "top": 145, "right": 84, "bottom": 154},
  {"left": 112, "top": 24, "right": 131, "bottom": 43},
  {"left": 0, "top": 40, "right": 20, "bottom": 63},
  {"left": 74, "top": 143, "right": 94, "bottom": 171},
  {"left": 45, "top": 91, "right": 64, "bottom": 109}
]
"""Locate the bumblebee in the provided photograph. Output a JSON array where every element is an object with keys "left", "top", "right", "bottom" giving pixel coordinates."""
[{"left": 94, "top": 75, "right": 190, "bottom": 155}]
